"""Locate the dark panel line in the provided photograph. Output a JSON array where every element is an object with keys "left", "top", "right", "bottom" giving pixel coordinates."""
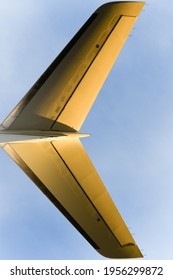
[
  {"left": 50, "top": 141, "right": 123, "bottom": 248},
  {"left": 50, "top": 15, "right": 123, "bottom": 130}
]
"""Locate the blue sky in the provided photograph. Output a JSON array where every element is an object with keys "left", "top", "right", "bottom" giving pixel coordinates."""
[{"left": 0, "top": 0, "right": 173, "bottom": 259}]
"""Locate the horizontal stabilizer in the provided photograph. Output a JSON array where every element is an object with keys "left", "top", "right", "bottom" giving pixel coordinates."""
[
  {"left": 3, "top": 139, "right": 142, "bottom": 258},
  {"left": 2, "top": 2, "right": 144, "bottom": 133}
]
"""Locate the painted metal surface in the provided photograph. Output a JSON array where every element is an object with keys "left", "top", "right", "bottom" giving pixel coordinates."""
[{"left": 0, "top": 2, "right": 144, "bottom": 258}]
